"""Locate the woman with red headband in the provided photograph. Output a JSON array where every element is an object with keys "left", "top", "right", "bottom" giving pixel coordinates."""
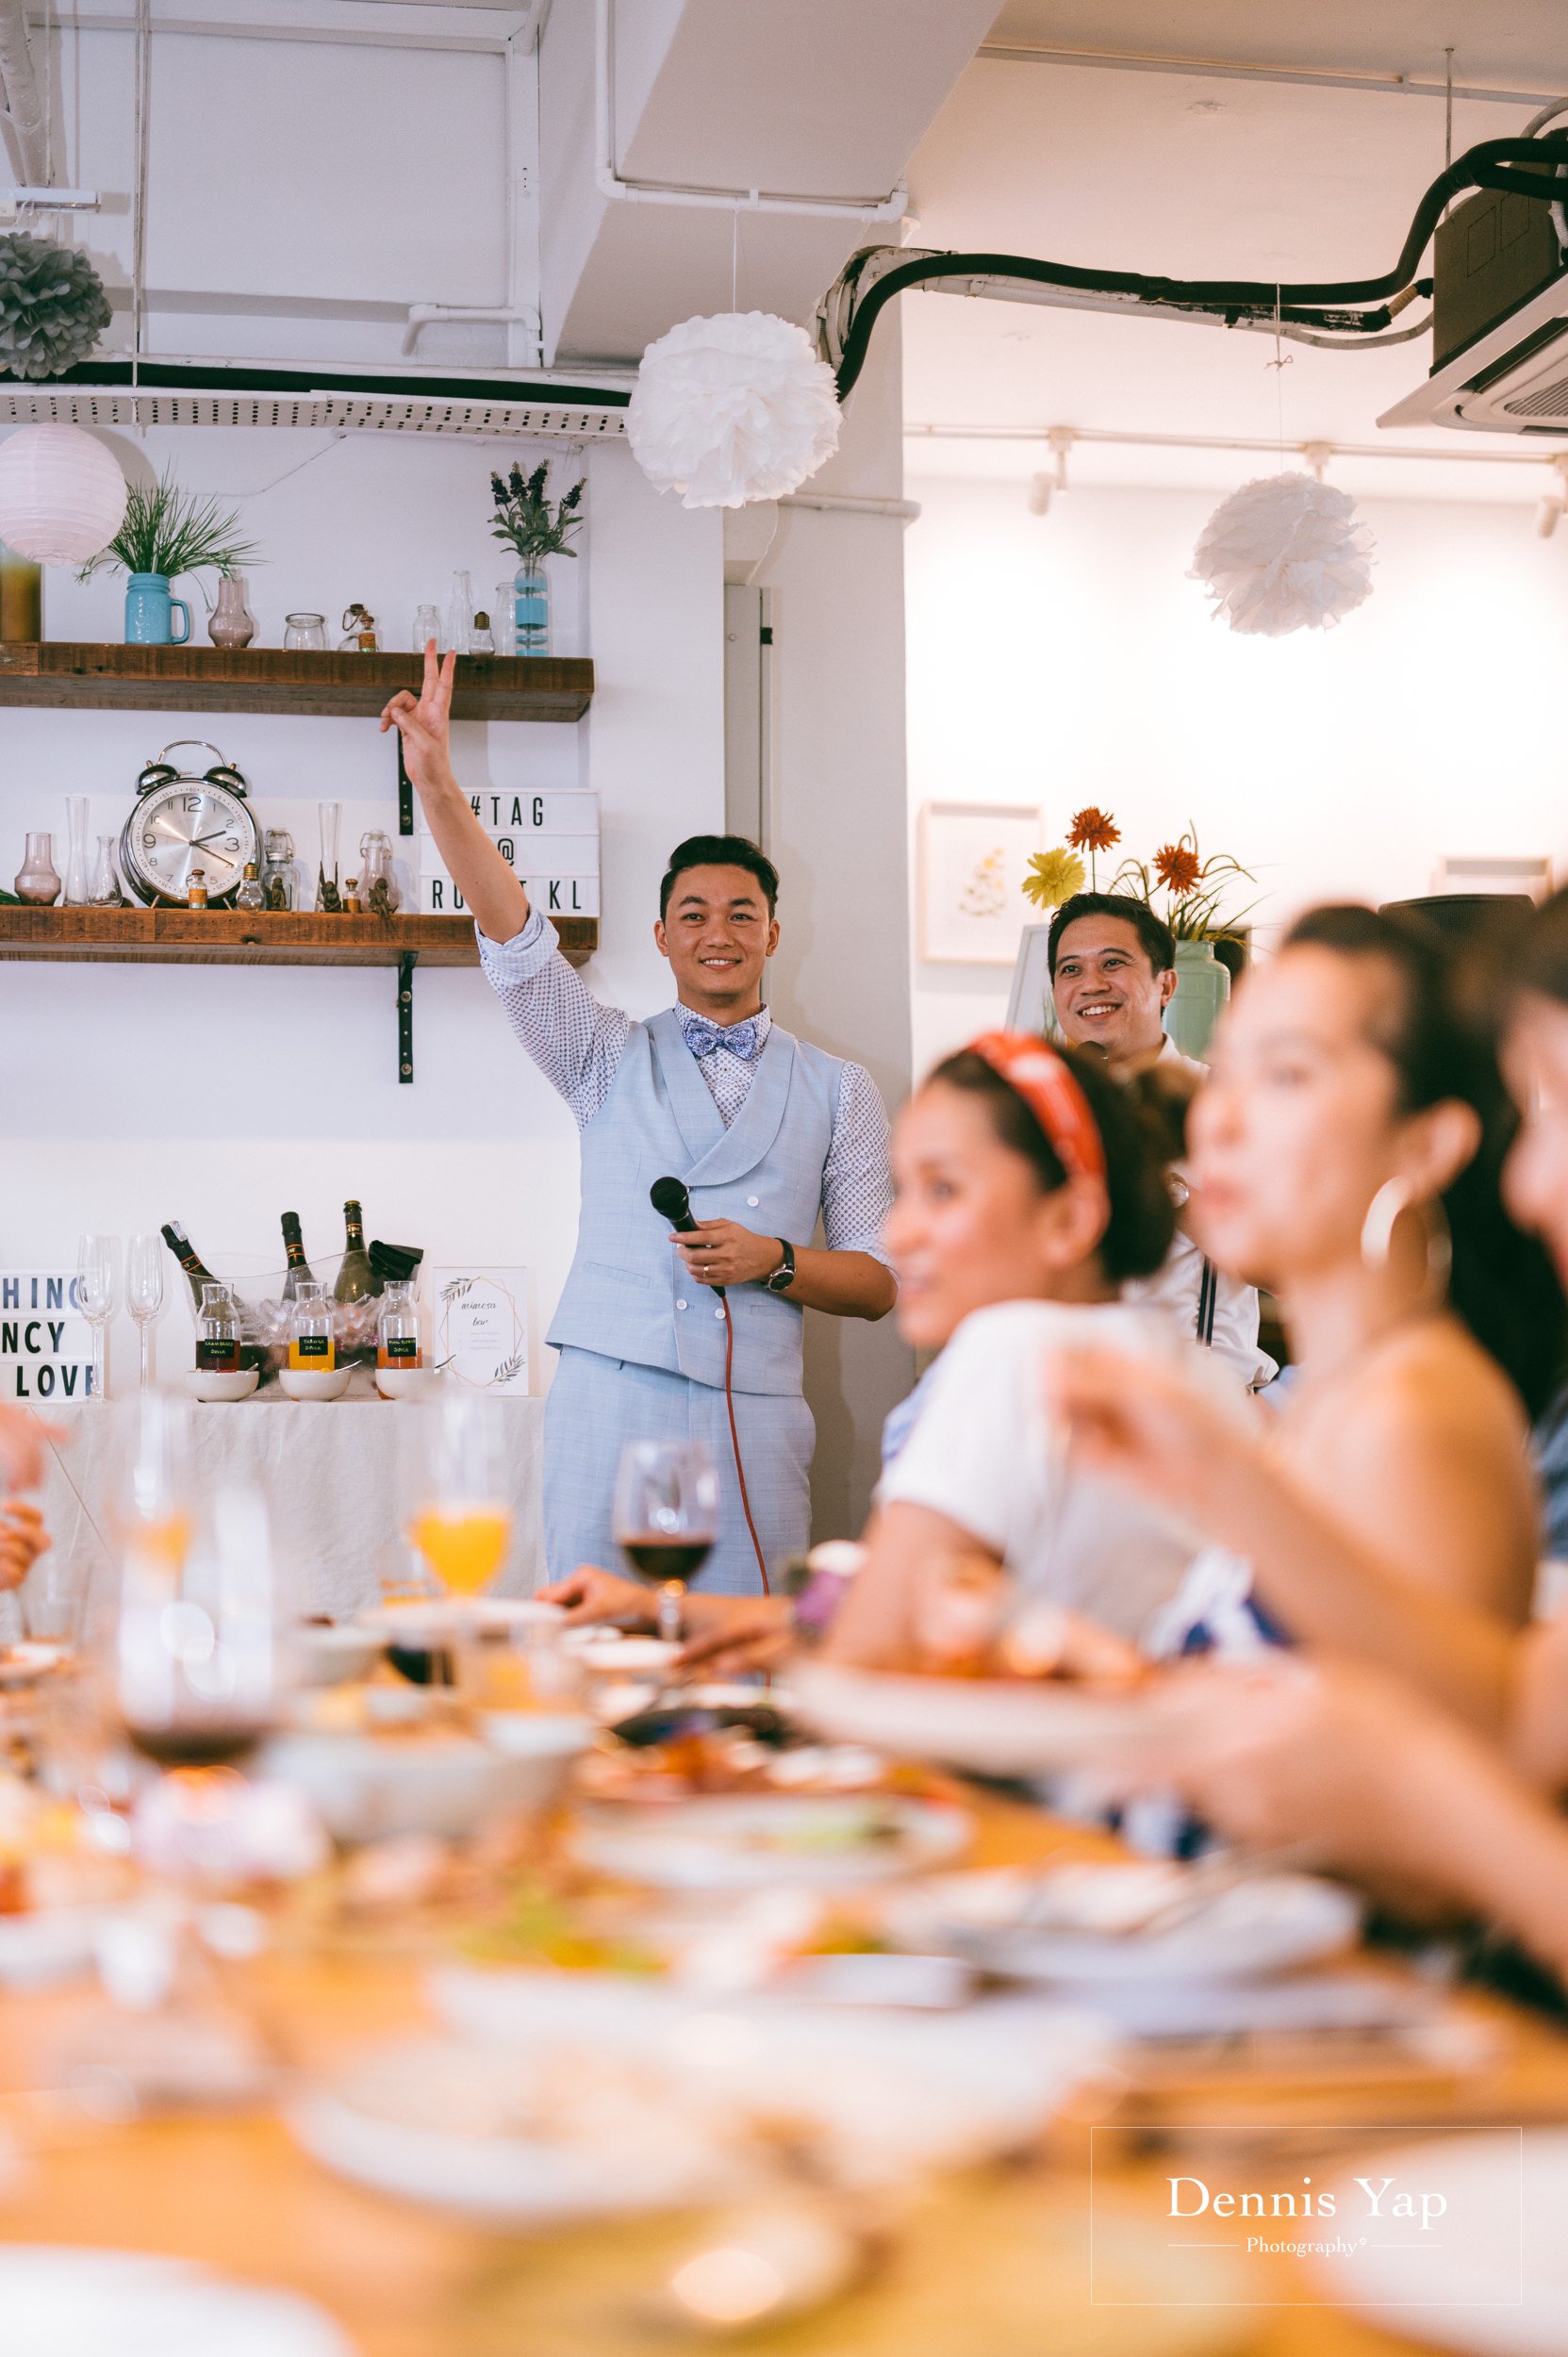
[{"left": 542, "top": 1028, "right": 1194, "bottom": 1663}]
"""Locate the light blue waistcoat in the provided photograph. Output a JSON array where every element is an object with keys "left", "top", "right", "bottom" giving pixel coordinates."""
[{"left": 547, "top": 1008, "right": 842, "bottom": 1396}]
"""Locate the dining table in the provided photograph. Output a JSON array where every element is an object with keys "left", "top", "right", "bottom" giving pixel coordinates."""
[{"left": 0, "top": 1771, "right": 1559, "bottom": 2357}]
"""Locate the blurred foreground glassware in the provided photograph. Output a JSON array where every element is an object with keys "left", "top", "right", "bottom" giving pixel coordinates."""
[
  {"left": 116, "top": 1480, "right": 291, "bottom": 1772},
  {"left": 125, "top": 1232, "right": 165, "bottom": 1390},
  {"left": 76, "top": 1233, "right": 120, "bottom": 1402},
  {"left": 119, "top": 1389, "right": 193, "bottom": 1572},
  {"left": 410, "top": 1393, "right": 511, "bottom": 1599},
  {"left": 613, "top": 1439, "right": 718, "bottom": 1642},
  {"left": 283, "top": 611, "right": 327, "bottom": 651}
]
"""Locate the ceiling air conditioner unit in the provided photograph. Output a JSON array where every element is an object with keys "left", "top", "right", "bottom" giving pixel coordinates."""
[{"left": 1379, "top": 180, "right": 1568, "bottom": 434}]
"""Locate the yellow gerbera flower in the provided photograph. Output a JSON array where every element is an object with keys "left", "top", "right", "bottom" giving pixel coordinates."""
[{"left": 1021, "top": 848, "right": 1087, "bottom": 909}]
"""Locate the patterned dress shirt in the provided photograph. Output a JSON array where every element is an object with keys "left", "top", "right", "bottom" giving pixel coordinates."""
[{"left": 478, "top": 908, "right": 896, "bottom": 1265}]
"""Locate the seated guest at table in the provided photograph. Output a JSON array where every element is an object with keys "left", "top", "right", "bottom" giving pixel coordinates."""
[
  {"left": 548, "top": 1031, "right": 1200, "bottom": 1662},
  {"left": 1048, "top": 892, "right": 1273, "bottom": 1389},
  {"left": 0, "top": 1499, "right": 47, "bottom": 1591},
  {"left": 0, "top": 1405, "right": 54, "bottom": 1593},
  {"left": 1048, "top": 903, "right": 1560, "bottom": 1674}
]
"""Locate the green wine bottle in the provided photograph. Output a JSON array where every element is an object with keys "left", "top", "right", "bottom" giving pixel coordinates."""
[{"left": 334, "top": 1198, "right": 376, "bottom": 1304}]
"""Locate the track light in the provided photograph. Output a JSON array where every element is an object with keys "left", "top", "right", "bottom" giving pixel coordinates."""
[
  {"left": 1537, "top": 497, "right": 1563, "bottom": 537},
  {"left": 1027, "top": 472, "right": 1053, "bottom": 516}
]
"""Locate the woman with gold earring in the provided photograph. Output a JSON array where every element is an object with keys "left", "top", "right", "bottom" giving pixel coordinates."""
[{"left": 1046, "top": 903, "right": 1561, "bottom": 1673}]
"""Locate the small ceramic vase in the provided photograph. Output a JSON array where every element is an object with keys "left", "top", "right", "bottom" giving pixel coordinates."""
[{"left": 14, "top": 831, "right": 60, "bottom": 904}]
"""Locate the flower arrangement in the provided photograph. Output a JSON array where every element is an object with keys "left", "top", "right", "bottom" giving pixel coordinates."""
[
  {"left": 488, "top": 462, "right": 586, "bottom": 565},
  {"left": 1023, "top": 811, "right": 1258, "bottom": 942},
  {"left": 77, "top": 470, "right": 257, "bottom": 585}
]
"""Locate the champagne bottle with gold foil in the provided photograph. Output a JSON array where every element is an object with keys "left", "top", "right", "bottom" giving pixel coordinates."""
[
  {"left": 280, "top": 1211, "right": 318, "bottom": 1305},
  {"left": 334, "top": 1198, "right": 375, "bottom": 1304}
]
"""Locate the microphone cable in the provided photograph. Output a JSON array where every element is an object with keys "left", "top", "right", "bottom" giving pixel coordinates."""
[{"left": 651, "top": 1176, "right": 769, "bottom": 1593}]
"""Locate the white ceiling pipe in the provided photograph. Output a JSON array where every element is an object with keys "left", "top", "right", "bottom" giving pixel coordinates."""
[
  {"left": 906, "top": 421, "right": 1568, "bottom": 470},
  {"left": 977, "top": 40, "right": 1568, "bottom": 111},
  {"left": 402, "top": 303, "right": 543, "bottom": 357},
  {"left": 0, "top": 0, "right": 47, "bottom": 189},
  {"left": 593, "top": 0, "right": 907, "bottom": 221},
  {"left": 777, "top": 490, "right": 920, "bottom": 519}
]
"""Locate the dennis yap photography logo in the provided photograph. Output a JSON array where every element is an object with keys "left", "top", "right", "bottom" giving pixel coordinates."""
[{"left": 1089, "top": 2124, "right": 1524, "bottom": 2310}]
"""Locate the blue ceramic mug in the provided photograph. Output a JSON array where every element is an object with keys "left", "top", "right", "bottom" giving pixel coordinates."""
[{"left": 124, "top": 571, "right": 191, "bottom": 647}]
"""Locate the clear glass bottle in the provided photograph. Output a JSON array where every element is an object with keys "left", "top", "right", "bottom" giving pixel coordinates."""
[
  {"left": 469, "top": 609, "right": 494, "bottom": 655},
  {"left": 339, "top": 602, "right": 378, "bottom": 652},
  {"left": 412, "top": 602, "right": 441, "bottom": 653},
  {"left": 236, "top": 860, "right": 265, "bottom": 910},
  {"left": 187, "top": 867, "right": 208, "bottom": 910},
  {"left": 376, "top": 1279, "right": 421, "bottom": 1370},
  {"left": 195, "top": 1280, "right": 240, "bottom": 1374},
  {"left": 62, "top": 795, "right": 91, "bottom": 905},
  {"left": 261, "top": 829, "right": 298, "bottom": 913},
  {"left": 315, "top": 801, "right": 341, "bottom": 912},
  {"left": 358, "top": 830, "right": 401, "bottom": 915},
  {"left": 444, "top": 569, "right": 473, "bottom": 656},
  {"left": 288, "top": 1284, "right": 336, "bottom": 1373},
  {"left": 89, "top": 834, "right": 124, "bottom": 905},
  {"left": 491, "top": 586, "right": 517, "bottom": 657}
]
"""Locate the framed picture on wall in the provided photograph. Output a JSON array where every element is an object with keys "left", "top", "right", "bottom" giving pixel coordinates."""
[{"left": 918, "top": 800, "right": 1042, "bottom": 965}]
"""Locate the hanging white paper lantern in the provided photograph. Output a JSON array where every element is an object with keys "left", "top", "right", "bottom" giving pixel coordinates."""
[
  {"left": 627, "top": 310, "right": 841, "bottom": 509},
  {"left": 1189, "top": 470, "right": 1374, "bottom": 637},
  {"left": 0, "top": 422, "right": 127, "bottom": 565}
]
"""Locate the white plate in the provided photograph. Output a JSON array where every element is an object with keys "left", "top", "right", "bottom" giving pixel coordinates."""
[
  {"left": 0, "top": 1640, "right": 71, "bottom": 1689},
  {"left": 262, "top": 1716, "right": 588, "bottom": 1843},
  {"left": 296, "top": 2002, "right": 1114, "bottom": 2218},
  {"left": 357, "top": 1597, "right": 563, "bottom": 1640},
  {"left": 297, "top": 1625, "right": 383, "bottom": 1687},
  {"left": 790, "top": 1660, "right": 1175, "bottom": 1776},
  {"left": 0, "top": 2247, "right": 351, "bottom": 2356},
  {"left": 571, "top": 1793, "right": 969, "bottom": 1890},
  {"left": 886, "top": 1863, "right": 1361, "bottom": 1986},
  {"left": 1303, "top": 2131, "right": 1568, "bottom": 2353}
]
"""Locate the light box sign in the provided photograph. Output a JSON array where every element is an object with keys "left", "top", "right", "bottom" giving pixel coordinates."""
[{"left": 0, "top": 1271, "right": 94, "bottom": 1401}]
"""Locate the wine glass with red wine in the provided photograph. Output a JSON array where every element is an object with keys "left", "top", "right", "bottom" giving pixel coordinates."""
[
  {"left": 116, "top": 1480, "right": 291, "bottom": 1773},
  {"left": 613, "top": 1440, "right": 719, "bottom": 1642}
]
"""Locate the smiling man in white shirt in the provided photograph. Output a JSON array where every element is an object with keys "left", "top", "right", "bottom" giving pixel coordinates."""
[{"left": 1048, "top": 891, "right": 1274, "bottom": 1388}]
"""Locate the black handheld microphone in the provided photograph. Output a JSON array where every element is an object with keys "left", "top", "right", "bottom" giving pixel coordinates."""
[{"left": 651, "top": 1175, "right": 723, "bottom": 1296}]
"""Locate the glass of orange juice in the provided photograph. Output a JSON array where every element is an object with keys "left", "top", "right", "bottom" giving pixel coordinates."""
[{"left": 407, "top": 1396, "right": 511, "bottom": 1699}]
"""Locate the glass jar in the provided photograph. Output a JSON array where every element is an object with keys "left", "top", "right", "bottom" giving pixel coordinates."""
[
  {"left": 236, "top": 861, "right": 265, "bottom": 911},
  {"left": 261, "top": 829, "right": 298, "bottom": 912},
  {"left": 284, "top": 612, "right": 327, "bottom": 651},
  {"left": 469, "top": 609, "right": 494, "bottom": 655},
  {"left": 339, "top": 602, "right": 378, "bottom": 652},
  {"left": 196, "top": 1281, "right": 240, "bottom": 1374},
  {"left": 358, "top": 829, "right": 402, "bottom": 915},
  {"left": 412, "top": 603, "right": 441, "bottom": 653},
  {"left": 14, "top": 832, "right": 59, "bottom": 904},
  {"left": 377, "top": 1281, "right": 421, "bottom": 1370},
  {"left": 288, "top": 1286, "right": 336, "bottom": 1373}
]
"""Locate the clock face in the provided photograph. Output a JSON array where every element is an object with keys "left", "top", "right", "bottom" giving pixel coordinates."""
[{"left": 121, "top": 780, "right": 259, "bottom": 906}]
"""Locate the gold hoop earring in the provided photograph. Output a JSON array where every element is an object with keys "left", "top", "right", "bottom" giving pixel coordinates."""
[{"left": 1361, "top": 1178, "right": 1452, "bottom": 1295}]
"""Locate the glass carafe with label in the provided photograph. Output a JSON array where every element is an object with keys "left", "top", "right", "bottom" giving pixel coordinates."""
[
  {"left": 288, "top": 1285, "right": 336, "bottom": 1374},
  {"left": 195, "top": 1281, "right": 240, "bottom": 1375},
  {"left": 377, "top": 1279, "right": 421, "bottom": 1373}
]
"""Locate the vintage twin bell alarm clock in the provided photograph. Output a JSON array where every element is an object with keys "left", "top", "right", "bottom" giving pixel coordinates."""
[{"left": 119, "top": 740, "right": 260, "bottom": 907}]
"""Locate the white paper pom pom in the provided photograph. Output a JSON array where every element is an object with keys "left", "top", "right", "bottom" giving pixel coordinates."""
[
  {"left": 1190, "top": 471, "right": 1374, "bottom": 636},
  {"left": 627, "top": 310, "right": 841, "bottom": 510}
]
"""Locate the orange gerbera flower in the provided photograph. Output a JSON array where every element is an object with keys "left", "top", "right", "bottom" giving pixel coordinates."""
[
  {"left": 1066, "top": 806, "right": 1120, "bottom": 856},
  {"left": 1154, "top": 841, "right": 1203, "bottom": 896}
]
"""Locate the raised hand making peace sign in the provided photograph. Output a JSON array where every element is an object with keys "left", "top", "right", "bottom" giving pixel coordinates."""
[{"left": 379, "top": 639, "right": 530, "bottom": 943}]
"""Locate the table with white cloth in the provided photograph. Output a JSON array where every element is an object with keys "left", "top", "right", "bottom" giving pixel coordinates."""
[{"left": 29, "top": 1376, "right": 547, "bottom": 1621}]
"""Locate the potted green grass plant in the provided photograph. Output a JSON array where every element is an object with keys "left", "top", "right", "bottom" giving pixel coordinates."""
[{"left": 79, "top": 470, "right": 258, "bottom": 647}]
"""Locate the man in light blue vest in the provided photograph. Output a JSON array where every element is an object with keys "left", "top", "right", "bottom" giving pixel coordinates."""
[{"left": 383, "top": 649, "right": 898, "bottom": 1593}]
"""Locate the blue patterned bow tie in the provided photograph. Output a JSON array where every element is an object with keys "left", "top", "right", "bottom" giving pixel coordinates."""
[{"left": 681, "top": 1011, "right": 762, "bottom": 1063}]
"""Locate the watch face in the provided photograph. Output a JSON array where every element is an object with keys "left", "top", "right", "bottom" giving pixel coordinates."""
[{"left": 121, "top": 780, "right": 259, "bottom": 905}]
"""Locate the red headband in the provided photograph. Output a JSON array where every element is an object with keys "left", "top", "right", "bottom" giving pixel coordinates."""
[{"left": 967, "top": 1031, "right": 1107, "bottom": 1187}]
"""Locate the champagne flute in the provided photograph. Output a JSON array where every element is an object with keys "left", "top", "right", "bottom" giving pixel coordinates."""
[
  {"left": 76, "top": 1232, "right": 121, "bottom": 1403},
  {"left": 613, "top": 1440, "right": 719, "bottom": 1643},
  {"left": 125, "top": 1232, "right": 165, "bottom": 1391}
]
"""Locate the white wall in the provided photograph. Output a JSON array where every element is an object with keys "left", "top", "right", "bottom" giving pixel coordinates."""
[
  {"left": 2, "top": 427, "right": 724, "bottom": 1384},
  {"left": 906, "top": 476, "right": 1568, "bottom": 1075}
]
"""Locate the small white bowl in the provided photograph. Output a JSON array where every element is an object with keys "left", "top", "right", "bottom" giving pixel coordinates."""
[
  {"left": 184, "top": 1368, "right": 259, "bottom": 1404},
  {"left": 263, "top": 1714, "right": 590, "bottom": 1843},
  {"left": 375, "top": 1366, "right": 436, "bottom": 1402},
  {"left": 279, "top": 1366, "right": 353, "bottom": 1402},
  {"left": 298, "top": 1624, "right": 385, "bottom": 1688}
]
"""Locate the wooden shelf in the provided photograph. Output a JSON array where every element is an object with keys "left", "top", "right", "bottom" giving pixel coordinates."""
[
  {"left": 0, "top": 643, "right": 593, "bottom": 721},
  {"left": 0, "top": 905, "right": 597, "bottom": 970}
]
